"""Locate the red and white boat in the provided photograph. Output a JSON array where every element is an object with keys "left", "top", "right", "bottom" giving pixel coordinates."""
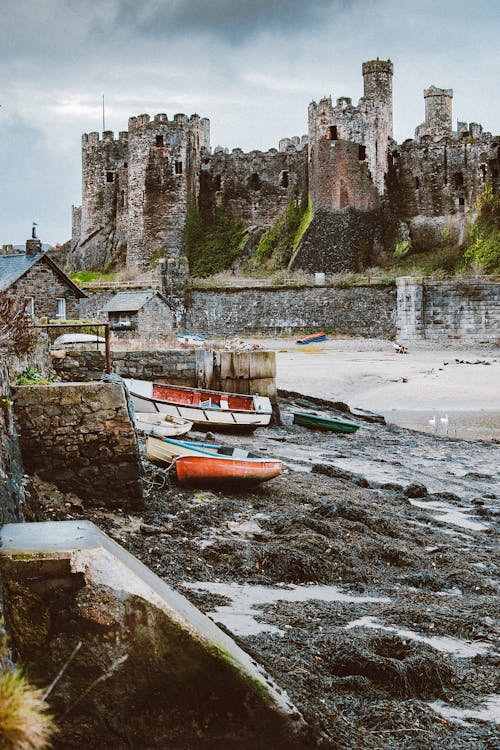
[
  {"left": 174, "top": 454, "right": 282, "bottom": 487},
  {"left": 124, "top": 379, "right": 273, "bottom": 429},
  {"left": 146, "top": 436, "right": 282, "bottom": 487}
]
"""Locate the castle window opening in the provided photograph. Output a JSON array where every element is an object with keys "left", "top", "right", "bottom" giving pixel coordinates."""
[
  {"left": 459, "top": 197, "right": 465, "bottom": 212},
  {"left": 280, "top": 171, "right": 289, "bottom": 188},
  {"left": 326, "top": 125, "right": 338, "bottom": 141},
  {"left": 358, "top": 145, "right": 366, "bottom": 161},
  {"left": 480, "top": 164, "right": 487, "bottom": 181},
  {"left": 214, "top": 175, "right": 222, "bottom": 190},
  {"left": 106, "top": 172, "right": 114, "bottom": 183},
  {"left": 250, "top": 173, "right": 261, "bottom": 190},
  {"left": 415, "top": 176, "right": 420, "bottom": 190},
  {"left": 156, "top": 135, "right": 164, "bottom": 147},
  {"left": 121, "top": 190, "right": 125, "bottom": 208},
  {"left": 454, "top": 172, "right": 464, "bottom": 188},
  {"left": 124, "top": 162, "right": 128, "bottom": 169},
  {"left": 175, "top": 161, "right": 183, "bottom": 175}
]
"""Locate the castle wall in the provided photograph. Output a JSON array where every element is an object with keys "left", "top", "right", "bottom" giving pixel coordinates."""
[{"left": 205, "top": 144, "right": 308, "bottom": 226}]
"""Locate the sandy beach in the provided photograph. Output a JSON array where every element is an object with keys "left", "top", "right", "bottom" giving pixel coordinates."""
[{"left": 239, "top": 337, "right": 500, "bottom": 441}]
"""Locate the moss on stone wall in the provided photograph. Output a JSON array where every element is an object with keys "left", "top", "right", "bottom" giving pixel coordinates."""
[
  {"left": 183, "top": 207, "right": 246, "bottom": 277},
  {"left": 465, "top": 183, "right": 500, "bottom": 273},
  {"left": 253, "top": 196, "right": 311, "bottom": 270}
]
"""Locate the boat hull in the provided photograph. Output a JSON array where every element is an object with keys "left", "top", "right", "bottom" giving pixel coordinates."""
[
  {"left": 293, "top": 412, "right": 359, "bottom": 433},
  {"left": 134, "top": 413, "right": 193, "bottom": 438},
  {"left": 174, "top": 455, "right": 282, "bottom": 487},
  {"left": 146, "top": 436, "right": 221, "bottom": 464},
  {"left": 124, "top": 378, "right": 272, "bottom": 429}
]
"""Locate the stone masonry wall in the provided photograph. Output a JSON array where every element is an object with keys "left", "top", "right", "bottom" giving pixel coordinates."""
[
  {"left": 187, "top": 285, "right": 397, "bottom": 337},
  {"left": 53, "top": 349, "right": 198, "bottom": 385},
  {"left": 9, "top": 260, "right": 81, "bottom": 321},
  {"left": 0, "top": 362, "right": 24, "bottom": 523},
  {"left": 12, "top": 382, "right": 143, "bottom": 508},
  {"left": 396, "top": 277, "right": 500, "bottom": 341}
]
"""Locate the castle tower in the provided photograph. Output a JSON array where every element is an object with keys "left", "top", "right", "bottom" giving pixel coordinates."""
[
  {"left": 362, "top": 59, "right": 394, "bottom": 111},
  {"left": 361, "top": 59, "right": 393, "bottom": 194},
  {"left": 424, "top": 86, "right": 453, "bottom": 135}
]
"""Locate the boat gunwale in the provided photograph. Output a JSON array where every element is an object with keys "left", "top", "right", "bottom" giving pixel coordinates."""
[{"left": 130, "top": 390, "right": 271, "bottom": 417}]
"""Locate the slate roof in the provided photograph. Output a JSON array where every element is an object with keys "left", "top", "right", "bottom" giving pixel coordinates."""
[
  {"left": 0, "top": 252, "right": 87, "bottom": 297},
  {"left": 103, "top": 289, "right": 165, "bottom": 313},
  {"left": 0, "top": 252, "right": 45, "bottom": 292}
]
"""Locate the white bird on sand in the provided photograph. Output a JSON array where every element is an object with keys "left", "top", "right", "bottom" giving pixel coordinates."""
[
  {"left": 429, "top": 415, "right": 436, "bottom": 433},
  {"left": 440, "top": 414, "right": 449, "bottom": 435}
]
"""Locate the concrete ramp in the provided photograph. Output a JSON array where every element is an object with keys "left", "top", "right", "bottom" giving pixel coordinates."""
[{"left": 0, "top": 521, "right": 308, "bottom": 750}]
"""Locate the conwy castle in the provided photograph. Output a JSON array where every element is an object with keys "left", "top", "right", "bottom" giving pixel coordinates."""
[{"left": 69, "top": 59, "right": 499, "bottom": 275}]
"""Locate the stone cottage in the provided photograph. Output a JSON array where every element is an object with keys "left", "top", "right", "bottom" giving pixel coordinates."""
[
  {"left": 102, "top": 289, "right": 173, "bottom": 336},
  {"left": 0, "top": 239, "right": 87, "bottom": 320}
]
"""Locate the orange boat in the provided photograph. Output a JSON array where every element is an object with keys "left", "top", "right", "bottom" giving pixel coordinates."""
[{"left": 173, "top": 454, "right": 282, "bottom": 487}]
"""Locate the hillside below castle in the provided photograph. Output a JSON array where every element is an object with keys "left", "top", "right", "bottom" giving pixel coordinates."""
[{"left": 68, "top": 59, "right": 500, "bottom": 277}]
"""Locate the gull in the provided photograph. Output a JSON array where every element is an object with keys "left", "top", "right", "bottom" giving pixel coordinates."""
[{"left": 440, "top": 414, "right": 449, "bottom": 435}]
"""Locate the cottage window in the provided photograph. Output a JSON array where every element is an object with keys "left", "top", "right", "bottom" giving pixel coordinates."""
[
  {"left": 55, "top": 298, "right": 66, "bottom": 320},
  {"left": 156, "top": 135, "right": 164, "bottom": 147},
  {"left": 326, "top": 125, "right": 338, "bottom": 140},
  {"left": 25, "top": 297, "right": 35, "bottom": 318},
  {"left": 358, "top": 145, "right": 366, "bottom": 161},
  {"left": 106, "top": 171, "right": 114, "bottom": 183},
  {"left": 280, "top": 170, "right": 289, "bottom": 188},
  {"left": 175, "top": 161, "right": 183, "bottom": 175}
]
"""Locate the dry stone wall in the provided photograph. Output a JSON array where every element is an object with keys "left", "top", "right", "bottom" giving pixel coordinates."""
[{"left": 12, "top": 381, "right": 143, "bottom": 508}]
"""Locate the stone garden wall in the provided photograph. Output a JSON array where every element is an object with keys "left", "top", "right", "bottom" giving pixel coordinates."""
[{"left": 12, "top": 381, "right": 143, "bottom": 508}]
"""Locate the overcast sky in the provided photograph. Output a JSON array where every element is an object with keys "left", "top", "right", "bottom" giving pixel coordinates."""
[{"left": 1, "top": 0, "right": 499, "bottom": 245}]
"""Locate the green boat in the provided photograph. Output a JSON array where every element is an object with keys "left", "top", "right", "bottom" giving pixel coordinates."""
[{"left": 293, "top": 412, "right": 360, "bottom": 433}]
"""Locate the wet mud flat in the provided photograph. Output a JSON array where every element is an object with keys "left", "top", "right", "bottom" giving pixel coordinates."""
[{"left": 30, "top": 393, "right": 499, "bottom": 749}]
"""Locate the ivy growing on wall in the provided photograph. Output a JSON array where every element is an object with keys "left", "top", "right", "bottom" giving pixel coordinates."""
[
  {"left": 183, "top": 206, "right": 246, "bottom": 277},
  {"left": 465, "top": 183, "right": 500, "bottom": 273},
  {"left": 254, "top": 195, "right": 312, "bottom": 269}
]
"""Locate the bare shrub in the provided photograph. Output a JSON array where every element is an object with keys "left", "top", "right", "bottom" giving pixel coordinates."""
[{"left": 0, "top": 295, "right": 37, "bottom": 358}]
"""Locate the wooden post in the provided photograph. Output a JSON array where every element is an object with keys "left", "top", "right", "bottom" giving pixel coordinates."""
[{"left": 104, "top": 324, "right": 111, "bottom": 374}]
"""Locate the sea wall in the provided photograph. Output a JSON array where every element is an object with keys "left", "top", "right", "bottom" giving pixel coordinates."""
[
  {"left": 12, "top": 381, "right": 143, "bottom": 508},
  {"left": 396, "top": 278, "right": 500, "bottom": 341},
  {"left": 187, "top": 284, "right": 397, "bottom": 337}
]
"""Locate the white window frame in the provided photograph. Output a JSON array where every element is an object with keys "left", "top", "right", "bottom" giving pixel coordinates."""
[
  {"left": 55, "top": 298, "right": 66, "bottom": 320},
  {"left": 26, "top": 296, "right": 35, "bottom": 318}
]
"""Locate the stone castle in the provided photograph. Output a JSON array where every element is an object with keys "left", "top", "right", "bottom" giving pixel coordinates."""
[{"left": 69, "top": 59, "right": 499, "bottom": 274}]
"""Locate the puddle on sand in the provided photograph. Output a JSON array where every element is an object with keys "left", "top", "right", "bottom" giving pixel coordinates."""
[
  {"left": 345, "top": 616, "right": 494, "bottom": 658},
  {"left": 429, "top": 694, "right": 500, "bottom": 725},
  {"left": 183, "top": 582, "right": 391, "bottom": 637},
  {"left": 409, "top": 499, "right": 489, "bottom": 531}
]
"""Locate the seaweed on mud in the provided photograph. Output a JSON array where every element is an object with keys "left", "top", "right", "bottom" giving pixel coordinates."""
[{"left": 325, "top": 637, "right": 455, "bottom": 699}]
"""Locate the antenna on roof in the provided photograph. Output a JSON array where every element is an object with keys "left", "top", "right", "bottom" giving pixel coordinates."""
[{"left": 32, "top": 221, "right": 38, "bottom": 239}]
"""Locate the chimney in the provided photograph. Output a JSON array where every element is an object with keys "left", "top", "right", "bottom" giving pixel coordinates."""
[{"left": 26, "top": 238, "right": 42, "bottom": 256}]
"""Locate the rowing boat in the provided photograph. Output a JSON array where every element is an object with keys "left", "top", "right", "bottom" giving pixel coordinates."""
[
  {"left": 296, "top": 332, "right": 327, "bottom": 345},
  {"left": 146, "top": 436, "right": 282, "bottom": 487},
  {"left": 123, "top": 379, "right": 273, "bottom": 429},
  {"left": 293, "top": 412, "right": 360, "bottom": 433},
  {"left": 134, "top": 412, "right": 193, "bottom": 438}
]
